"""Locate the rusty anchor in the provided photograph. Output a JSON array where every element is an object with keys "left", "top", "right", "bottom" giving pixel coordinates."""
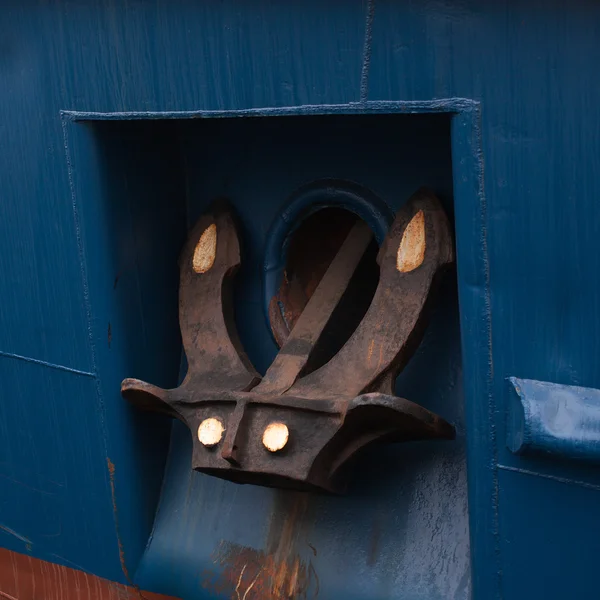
[{"left": 122, "top": 188, "right": 456, "bottom": 493}]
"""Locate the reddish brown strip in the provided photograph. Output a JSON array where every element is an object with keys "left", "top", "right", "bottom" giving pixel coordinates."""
[{"left": 0, "top": 548, "right": 179, "bottom": 600}]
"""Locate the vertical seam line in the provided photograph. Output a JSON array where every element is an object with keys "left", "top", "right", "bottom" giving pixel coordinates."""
[
  {"left": 360, "top": 0, "right": 376, "bottom": 102},
  {"left": 474, "top": 103, "right": 502, "bottom": 599}
]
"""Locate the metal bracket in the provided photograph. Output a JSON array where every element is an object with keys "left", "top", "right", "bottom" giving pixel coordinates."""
[
  {"left": 122, "top": 188, "right": 456, "bottom": 493},
  {"left": 508, "top": 377, "right": 600, "bottom": 464}
]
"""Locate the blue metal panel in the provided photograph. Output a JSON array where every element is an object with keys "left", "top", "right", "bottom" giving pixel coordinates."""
[
  {"left": 498, "top": 469, "right": 600, "bottom": 600},
  {"left": 0, "top": 356, "right": 114, "bottom": 572},
  {"left": 368, "top": 2, "right": 600, "bottom": 598}
]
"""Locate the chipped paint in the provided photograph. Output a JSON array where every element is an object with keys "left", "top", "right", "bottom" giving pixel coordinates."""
[
  {"left": 0, "top": 524, "right": 32, "bottom": 546},
  {"left": 193, "top": 223, "right": 217, "bottom": 273},
  {"left": 397, "top": 210, "right": 426, "bottom": 272}
]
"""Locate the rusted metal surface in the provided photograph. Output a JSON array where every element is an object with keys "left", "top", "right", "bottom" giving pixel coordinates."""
[
  {"left": 268, "top": 207, "right": 358, "bottom": 348},
  {"left": 205, "top": 539, "right": 318, "bottom": 600},
  {"left": 257, "top": 220, "right": 373, "bottom": 395},
  {"left": 202, "top": 494, "right": 319, "bottom": 599},
  {"left": 122, "top": 188, "right": 456, "bottom": 493},
  {"left": 0, "top": 548, "right": 179, "bottom": 600}
]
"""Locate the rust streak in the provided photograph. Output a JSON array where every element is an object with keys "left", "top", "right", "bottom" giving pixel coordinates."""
[
  {"left": 207, "top": 539, "right": 318, "bottom": 599},
  {"left": 106, "top": 458, "right": 129, "bottom": 583},
  {"left": 367, "top": 339, "right": 375, "bottom": 363},
  {"left": 204, "top": 493, "right": 318, "bottom": 599},
  {"left": 242, "top": 567, "right": 263, "bottom": 600}
]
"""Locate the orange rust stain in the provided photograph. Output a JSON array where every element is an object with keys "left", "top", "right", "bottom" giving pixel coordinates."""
[
  {"left": 106, "top": 458, "right": 129, "bottom": 583},
  {"left": 205, "top": 542, "right": 317, "bottom": 600},
  {"left": 367, "top": 339, "right": 375, "bottom": 363},
  {"left": 204, "top": 495, "right": 319, "bottom": 599}
]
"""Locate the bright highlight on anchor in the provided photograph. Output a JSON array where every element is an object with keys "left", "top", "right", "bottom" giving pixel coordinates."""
[
  {"left": 397, "top": 209, "right": 426, "bottom": 273},
  {"left": 198, "top": 417, "right": 224, "bottom": 447},
  {"left": 193, "top": 223, "right": 217, "bottom": 273},
  {"left": 262, "top": 422, "right": 289, "bottom": 452}
]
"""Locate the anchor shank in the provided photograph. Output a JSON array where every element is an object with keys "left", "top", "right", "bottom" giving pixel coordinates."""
[{"left": 256, "top": 220, "right": 373, "bottom": 395}]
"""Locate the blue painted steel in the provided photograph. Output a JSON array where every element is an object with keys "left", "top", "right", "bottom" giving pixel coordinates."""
[
  {"left": 508, "top": 377, "right": 600, "bottom": 463},
  {"left": 0, "top": 2, "right": 599, "bottom": 599}
]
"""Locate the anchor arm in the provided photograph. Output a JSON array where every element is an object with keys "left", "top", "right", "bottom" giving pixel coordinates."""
[{"left": 287, "top": 187, "right": 454, "bottom": 400}]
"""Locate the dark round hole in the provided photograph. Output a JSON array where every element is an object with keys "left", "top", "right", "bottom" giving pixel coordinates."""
[{"left": 269, "top": 207, "right": 380, "bottom": 375}]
